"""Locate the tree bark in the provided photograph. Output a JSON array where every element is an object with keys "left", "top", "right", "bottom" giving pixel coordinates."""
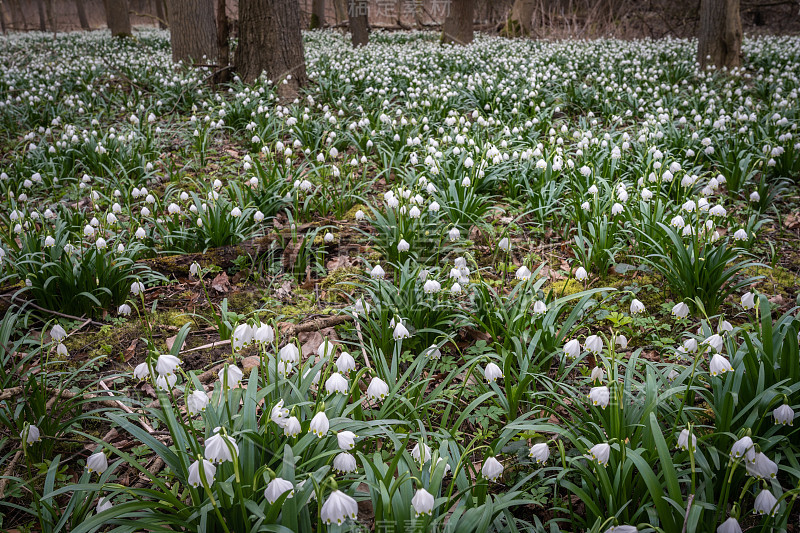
[
  {"left": 697, "top": 0, "right": 742, "bottom": 69},
  {"left": 500, "top": 0, "right": 535, "bottom": 37},
  {"left": 105, "top": 0, "right": 132, "bottom": 36},
  {"left": 0, "top": 3, "right": 6, "bottom": 33},
  {"left": 37, "top": 0, "right": 46, "bottom": 31},
  {"left": 215, "top": 0, "right": 229, "bottom": 82},
  {"left": 332, "top": 0, "right": 346, "bottom": 25},
  {"left": 234, "top": 0, "right": 308, "bottom": 97},
  {"left": 10, "top": 0, "right": 26, "bottom": 30},
  {"left": 154, "top": 0, "right": 167, "bottom": 28},
  {"left": 310, "top": 0, "right": 325, "bottom": 28},
  {"left": 347, "top": 0, "right": 368, "bottom": 47},
  {"left": 167, "top": 0, "right": 217, "bottom": 64},
  {"left": 44, "top": 0, "right": 55, "bottom": 34},
  {"left": 442, "top": 0, "right": 474, "bottom": 45},
  {"left": 75, "top": 0, "right": 90, "bottom": 29}
]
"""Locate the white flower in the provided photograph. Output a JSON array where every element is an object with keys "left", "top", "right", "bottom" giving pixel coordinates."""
[
  {"left": 753, "top": 489, "right": 778, "bottom": 516},
  {"left": 283, "top": 416, "right": 301, "bottom": 437},
  {"left": 564, "top": 339, "right": 581, "bottom": 359},
  {"left": 367, "top": 377, "right": 389, "bottom": 401},
  {"left": 412, "top": 442, "right": 431, "bottom": 463},
  {"left": 484, "top": 362, "right": 503, "bottom": 383},
  {"left": 324, "top": 232, "right": 334, "bottom": 243},
  {"left": 321, "top": 490, "right": 358, "bottom": 525},
  {"left": 355, "top": 209, "right": 365, "bottom": 221},
  {"left": 532, "top": 300, "right": 547, "bottom": 315},
  {"left": 232, "top": 323, "right": 254, "bottom": 350},
  {"left": 333, "top": 452, "right": 358, "bottom": 473},
  {"left": 704, "top": 334, "right": 724, "bottom": 353},
  {"left": 325, "top": 372, "right": 349, "bottom": 394},
  {"left": 87, "top": 452, "right": 108, "bottom": 474},
  {"left": 588, "top": 386, "right": 610, "bottom": 409},
  {"left": 205, "top": 431, "right": 238, "bottom": 463},
  {"left": 709, "top": 353, "right": 733, "bottom": 376},
  {"left": 336, "top": 352, "right": 356, "bottom": 374},
  {"left": 155, "top": 354, "right": 181, "bottom": 376},
  {"left": 730, "top": 436, "right": 755, "bottom": 463},
  {"left": 309, "top": 411, "right": 329, "bottom": 438},
  {"left": 741, "top": 292, "right": 756, "bottom": 310},
  {"left": 448, "top": 227, "right": 461, "bottom": 241},
  {"left": 750, "top": 191, "right": 761, "bottom": 203},
  {"left": 96, "top": 497, "right": 113, "bottom": 513},
  {"left": 411, "top": 488, "right": 435, "bottom": 516},
  {"left": 51, "top": 324, "right": 67, "bottom": 342},
  {"left": 590, "top": 366, "right": 605, "bottom": 382},
  {"left": 156, "top": 374, "right": 177, "bottom": 391},
  {"left": 337, "top": 431, "right": 357, "bottom": 451},
  {"left": 672, "top": 302, "right": 690, "bottom": 318},
  {"left": 264, "top": 477, "right": 294, "bottom": 504},
  {"left": 393, "top": 322, "right": 411, "bottom": 340},
  {"left": 604, "top": 527, "right": 637, "bottom": 533},
  {"left": 585, "top": 335, "right": 603, "bottom": 355},
  {"left": 630, "top": 299, "right": 645, "bottom": 314},
  {"left": 131, "top": 281, "right": 145, "bottom": 295},
  {"left": 717, "top": 517, "right": 743, "bottom": 533},
  {"left": 188, "top": 458, "right": 216, "bottom": 487},
  {"left": 481, "top": 456, "right": 503, "bottom": 481},
  {"left": 117, "top": 303, "right": 131, "bottom": 316},
  {"left": 279, "top": 343, "right": 300, "bottom": 363},
  {"left": 611, "top": 203, "right": 623, "bottom": 215},
  {"left": 515, "top": 265, "right": 532, "bottom": 281},
  {"left": 773, "top": 404, "right": 794, "bottom": 426},
  {"left": 529, "top": 443, "right": 549, "bottom": 464},
  {"left": 677, "top": 428, "right": 696, "bottom": 451},
  {"left": 575, "top": 266, "right": 588, "bottom": 281},
  {"left": 616, "top": 335, "right": 628, "bottom": 350},
  {"left": 187, "top": 390, "right": 209, "bottom": 415},
  {"left": 218, "top": 364, "right": 243, "bottom": 388},
  {"left": 370, "top": 264, "right": 385, "bottom": 279},
  {"left": 733, "top": 229, "right": 748, "bottom": 241},
  {"left": 498, "top": 237, "right": 510, "bottom": 251},
  {"left": 22, "top": 425, "right": 41, "bottom": 445},
  {"left": 423, "top": 279, "right": 441, "bottom": 294},
  {"left": 747, "top": 452, "right": 778, "bottom": 479},
  {"left": 270, "top": 401, "right": 290, "bottom": 427},
  {"left": 254, "top": 323, "right": 275, "bottom": 344},
  {"left": 588, "top": 442, "right": 611, "bottom": 466}
]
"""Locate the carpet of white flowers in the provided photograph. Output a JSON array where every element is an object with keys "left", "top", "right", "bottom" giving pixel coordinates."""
[{"left": 1, "top": 27, "right": 800, "bottom": 533}]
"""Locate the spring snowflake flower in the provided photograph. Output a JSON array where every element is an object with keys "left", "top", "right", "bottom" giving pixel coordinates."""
[
  {"left": 325, "top": 372, "right": 348, "bottom": 394},
  {"left": 393, "top": 322, "right": 411, "bottom": 340},
  {"left": 515, "top": 265, "right": 532, "bottom": 281},
  {"left": 412, "top": 488, "right": 435, "bottom": 516},
  {"left": 677, "top": 428, "right": 697, "bottom": 451},
  {"left": 96, "top": 497, "right": 112, "bottom": 513},
  {"left": 188, "top": 458, "right": 216, "bottom": 487},
  {"left": 529, "top": 443, "right": 550, "bottom": 464},
  {"left": 484, "top": 362, "right": 503, "bottom": 383},
  {"left": 730, "top": 436, "right": 755, "bottom": 463},
  {"left": 747, "top": 452, "right": 778, "bottom": 479},
  {"left": 588, "top": 442, "right": 611, "bottom": 466},
  {"left": 205, "top": 430, "right": 238, "bottom": 463},
  {"left": 187, "top": 390, "right": 209, "bottom": 415},
  {"left": 22, "top": 425, "right": 41, "bottom": 445},
  {"left": 709, "top": 353, "right": 733, "bottom": 376},
  {"left": 336, "top": 352, "right": 356, "bottom": 374},
  {"left": 741, "top": 292, "right": 755, "bottom": 310},
  {"left": 412, "top": 442, "right": 431, "bottom": 463},
  {"left": 588, "top": 386, "right": 610, "bottom": 409},
  {"left": 155, "top": 354, "right": 181, "bottom": 376},
  {"left": 717, "top": 517, "right": 743, "bottom": 533},
  {"left": 282, "top": 416, "right": 301, "bottom": 437},
  {"left": 370, "top": 264, "right": 385, "bottom": 279},
  {"left": 481, "top": 456, "right": 503, "bottom": 481},
  {"left": 367, "top": 377, "right": 389, "bottom": 401},
  {"left": 264, "top": 477, "right": 294, "bottom": 504},
  {"left": 630, "top": 299, "right": 645, "bottom": 314},
  {"left": 753, "top": 489, "right": 778, "bottom": 516},
  {"left": 321, "top": 490, "right": 358, "bottom": 525},
  {"left": 584, "top": 335, "right": 603, "bottom": 355},
  {"left": 309, "top": 411, "right": 329, "bottom": 438},
  {"left": 564, "top": 339, "right": 581, "bottom": 359},
  {"left": 87, "top": 452, "right": 108, "bottom": 474},
  {"left": 575, "top": 266, "right": 588, "bottom": 281},
  {"left": 672, "top": 302, "right": 690, "bottom": 318},
  {"left": 218, "top": 364, "right": 243, "bottom": 388},
  {"left": 773, "top": 404, "right": 794, "bottom": 426},
  {"left": 279, "top": 343, "right": 300, "bottom": 363}
]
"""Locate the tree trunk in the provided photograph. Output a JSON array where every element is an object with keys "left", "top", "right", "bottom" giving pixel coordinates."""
[
  {"left": 697, "top": 0, "right": 742, "bottom": 69},
  {"left": 310, "top": 0, "right": 325, "bottom": 28},
  {"left": 44, "top": 0, "right": 55, "bottom": 34},
  {"left": 347, "top": 0, "right": 368, "bottom": 47},
  {"left": 75, "top": 0, "right": 90, "bottom": 29},
  {"left": 215, "top": 0, "right": 229, "bottom": 82},
  {"left": 154, "top": 0, "right": 167, "bottom": 28},
  {"left": 332, "top": 0, "right": 346, "bottom": 25},
  {"left": 441, "top": 0, "right": 474, "bottom": 45},
  {"left": 395, "top": 0, "right": 407, "bottom": 28},
  {"left": 10, "top": 0, "right": 26, "bottom": 30},
  {"left": 0, "top": 3, "right": 7, "bottom": 34},
  {"left": 500, "top": 0, "right": 535, "bottom": 37},
  {"left": 37, "top": 0, "right": 46, "bottom": 31},
  {"left": 105, "top": 0, "right": 132, "bottom": 36},
  {"left": 234, "top": 0, "right": 308, "bottom": 97},
  {"left": 166, "top": 0, "right": 217, "bottom": 64}
]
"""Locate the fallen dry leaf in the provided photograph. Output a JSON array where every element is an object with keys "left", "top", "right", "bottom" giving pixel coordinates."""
[{"left": 211, "top": 272, "right": 232, "bottom": 293}]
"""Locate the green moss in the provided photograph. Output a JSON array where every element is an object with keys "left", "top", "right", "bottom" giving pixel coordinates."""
[
  {"left": 343, "top": 203, "right": 368, "bottom": 221},
  {"left": 226, "top": 291, "right": 258, "bottom": 315},
  {"left": 548, "top": 279, "right": 584, "bottom": 297},
  {"left": 744, "top": 265, "right": 800, "bottom": 299}
]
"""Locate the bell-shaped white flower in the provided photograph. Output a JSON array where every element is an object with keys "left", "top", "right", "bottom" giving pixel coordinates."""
[
  {"left": 187, "top": 390, "right": 209, "bottom": 415},
  {"left": 22, "top": 425, "right": 41, "bottom": 445},
  {"left": 498, "top": 237, "right": 510, "bottom": 251},
  {"left": 279, "top": 343, "right": 300, "bottom": 363},
  {"left": 564, "top": 339, "right": 581, "bottom": 359},
  {"left": 481, "top": 456, "right": 503, "bottom": 481},
  {"left": 704, "top": 334, "right": 724, "bottom": 353},
  {"left": 367, "top": 377, "right": 389, "bottom": 401},
  {"left": 333, "top": 452, "right": 358, "bottom": 473},
  {"left": 393, "top": 322, "right": 410, "bottom": 340},
  {"left": 484, "top": 362, "right": 503, "bottom": 383},
  {"left": 773, "top": 404, "right": 794, "bottom": 426},
  {"left": 423, "top": 279, "right": 441, "bottom": 294},
  {"left": 588, "top": 442, "right": 611, "bottom": 466},
  {"left": 321, "top": 490, "right": 358, "bottom": 525},
  {"left": 753, "top": 488, "right": 778, "bottom": 516},
  {"left": 188, "top": 458, "right": 216, "bottom": 487},
  {"left": 133, "top": 362, "right": 149, "bottom": 379},
  {"left": 337, "top": 431, "right": 357, "bottom": 450},
  {"left": 412, "top": 442, "right": 431, "bottom": 463},
  {"left": 232, "top": 323, "right": 254, "bottom": 350},
  {"left": 584, "top": 335, "right": 603, "bottom": 355},
  {"left": 588, "top": 386, "right": 610, "bottom": 409},
  {"left": 532, "top": 301, "right": 547, "bottom": 315},
  {"left": 156, "top": 373, "right": 177, "bottom": 391},
  {"left": 677, "top": 428, "right": 696, "bottom": 451},
  {"left": 717, "top": 517, "right": 742, "bottom": 533},
  {"left": 270, "top": 400, "right": 289, "bottom": 426},
  {"left": 672, "top": 302, "right": 690, "bottom": 318},
  {"left": 325, "top": 372, "right": 349, "bottom": 395},
  {"left": 448, "top": 227, "right": 460, "bottom": 241},
  {"left": 370, "top": 264, "right": 385, "bottom": 279},
  {"left": 218, "top": 364, "right": 243, "bottom": 388},
  {"left": 747, "top": 452, "right": 778, "bottom": 479},
  {"left": 709, "top": 353, "right": 733, "bottom": 377},
  {"left": 283, "top": 416, "right": 301, "bottom": 437},
  {"left": 264, "top": 477, "right": 295, "bottom": 504},
  {"left": 741, "top": 292, "right": 756, "bottom": 310},
  {"left": 51, "top": 325, "right": 67, "bottom": 342},
  {"left": 204, "top": 431, "right": 238, "bottom": 463},
  {"left": 96, "top": 497, "right": 112, "bottom": 513},
  {"left": 87, "top": 452, "right": 108, "bottom": 474},
  {"left": 515, "top": 265, "right": 532, "bottom": 281},
  {"left": 590, "top": 366, "right": 605, "bottom": 382},
  {"left": 529, "top": 443, "right": 549, "bottom": 464},
  {"left": 411, "top": 488, "right": 435, "bottom": 516},
  {"left": 155, "top": 354, "right": 181, "bottom": 376},
  {"left": 630, "top": 299, "right": 645, "bottom": 314},
  {"left": 254, "top": 323, "right": 275, "bottom": 344},
  {"left": 728, "top": 437, "right": 754, "bottom": 465},
  {"left": 309, "top": 411, "right": 329, "bottom": 438},
  {"left": 575, "top": 266, "right": 588, "bottom": 281}
]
